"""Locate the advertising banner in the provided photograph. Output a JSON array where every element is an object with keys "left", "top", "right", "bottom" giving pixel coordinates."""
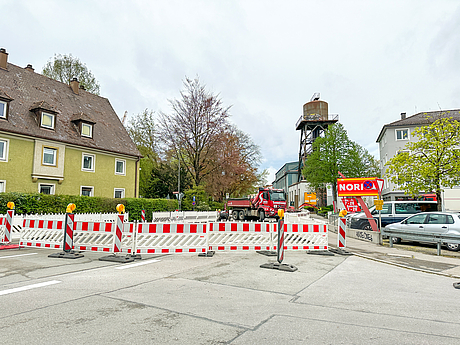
[{"left": 337, "top": 177, "right": 380, "bottom": 197}]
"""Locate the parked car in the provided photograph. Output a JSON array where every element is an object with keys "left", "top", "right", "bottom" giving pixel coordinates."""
[
  {"left": 348, "top": 201, "right": 438, "bottom": 230},
  {"left": 385, "top": 212, "right": 460, "bottom": 251}
]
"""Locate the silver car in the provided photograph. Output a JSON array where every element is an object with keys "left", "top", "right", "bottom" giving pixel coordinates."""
[{"left": 386, "top": 212, "right": 460, "bottom": 251}]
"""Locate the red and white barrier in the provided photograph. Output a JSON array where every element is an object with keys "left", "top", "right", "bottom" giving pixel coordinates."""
[
  {"left": 1, "top": 209, "right": 14, "bottom": 243},
  {"left": 135, "top": 222, "right": 208, "bottom": 254},
  {"left": 64, "top": 213, "right": 75, "bottom": 251},
  {"left": 338, "top": 218, "right": 346, "bottom": 248},
  {"left": 273, "top": 223, "right": 328, "bottom": 251},
  {"left": 73, "top": 220, "right": 134, "bottom": 254},
  {"left": 208, "top": 222, "right": 273, "bottom": 252},
  {"left": 20, "top": 219, "right": 64, "bottom": 249}
]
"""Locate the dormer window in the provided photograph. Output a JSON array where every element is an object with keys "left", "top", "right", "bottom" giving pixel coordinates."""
[
  {"left": 0, "top": 90, "right": 13, "bottom": 120},
  {"left": 30, "top": 101, "right": 58, "bottom": 130},
  {"left": 71, "top": 113, "right": 95, "bottom": 139},
  {"left": 41, "top": 112, "right": 55, "bottom": 129},
  {"left": 0, "top": 100, "right": 7, "bottom": 119},
  {"left": 81, "top": 122, "right": 93, "bottom": 138}
]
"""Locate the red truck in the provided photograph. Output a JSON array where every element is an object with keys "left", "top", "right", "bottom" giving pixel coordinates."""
[{"left": 226, "top": 187, "right": 287, "bottom": 221}]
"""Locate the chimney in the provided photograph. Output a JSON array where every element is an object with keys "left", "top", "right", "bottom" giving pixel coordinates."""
[
  {"left": 0, "top": 48, "right": 8, "bottom": 70},
  {"left": 70, "top": 77, "right": 79, "bottom": 95},
  {"left": 401, "top": 112, "right": 406, "bottom": 120},
  {"left": 25, "top": 64, "right": 34, "bottom": 72}
]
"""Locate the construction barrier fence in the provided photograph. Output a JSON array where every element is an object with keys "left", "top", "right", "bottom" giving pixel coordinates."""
[{"left": 18, "top": 219, "right": 328, "bottom": 256}]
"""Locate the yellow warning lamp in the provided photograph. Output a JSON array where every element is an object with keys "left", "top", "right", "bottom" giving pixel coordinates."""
[
  {"left": 7, "top": 201, "right": 15, "bottom": 210},
  {"left": 339, "top": 209, "right": 347, "bottom": 217},
  {"left": 278, "top": 208, "right": 284, "bottom": 219},
  {"left": 66, "top": 203, "right": 76, "bottom": 213},
  {"left": 116, "top": 204, "right": 125, "bottom": 214}
]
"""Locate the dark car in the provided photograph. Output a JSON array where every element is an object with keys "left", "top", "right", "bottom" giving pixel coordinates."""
[{"left": 348, "top": 201, "right": 438, "bottom": 230}]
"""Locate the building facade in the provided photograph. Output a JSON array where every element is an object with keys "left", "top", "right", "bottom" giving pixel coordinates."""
[
  {"left": 0, "top": 49, "right": 141, "bottom": 198},
  {"left": 376, "top": 110, "right": 460, "bottom": 211}
]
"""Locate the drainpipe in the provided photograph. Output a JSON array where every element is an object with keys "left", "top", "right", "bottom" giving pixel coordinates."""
[{"left": 135, "top": 157, "right": 140, "bottom": 198}]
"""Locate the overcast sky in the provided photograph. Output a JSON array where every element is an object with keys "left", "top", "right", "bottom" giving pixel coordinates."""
[{"left": 3, "top": 0, "right": 460, "bottom": 183}]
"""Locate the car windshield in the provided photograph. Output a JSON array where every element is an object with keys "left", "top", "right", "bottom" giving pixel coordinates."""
[{"left": 270, "top": 190, "right": 286, "bottom": 201}]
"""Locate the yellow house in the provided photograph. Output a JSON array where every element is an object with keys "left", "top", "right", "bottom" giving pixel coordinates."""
[{"left": 0, "top": 48, "right": 142, "bottom": 198}]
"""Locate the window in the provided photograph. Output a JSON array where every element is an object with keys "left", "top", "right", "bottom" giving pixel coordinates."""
[
  {"left": 80, "top": 186, "right": 94, "bottom": 197},
  {"left": 0, "top": 180, "right": 5, "bottom": 193},
  {"left": 81, "top": 123, "right": 93, "bottom": 138},
  {"left": 396, "top": 129, "right": 409, "bottom": 140},
  {"left": 42, "top": 147, "right": 57, "bottom": 166},
  {"left": 115, "top": 159, "right": 125, "bottom": 175},
  {"left": 114, "top": 188, "right": 125, "bottom": 198},
  {"left": 41, "top": 112, "right": 55, "bottom": 130},
  {"left": 0, "top": 100, "right": 6, "bottom": 119},
  {"left": 0, "top": 138, "right": 8, "bottom": 162},
  {"left": 82, "top": 153, "right": 95, "bottom": 172},
  {"left": 39, "top": 183, "right": 55, "bottom": 195},
  {"left": 405, "top": 213, "right": 427, "bottom": 224}
]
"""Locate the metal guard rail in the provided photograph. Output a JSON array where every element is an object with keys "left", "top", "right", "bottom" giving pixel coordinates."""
[{"left": 381, "top": 228, "right": 460, "bottom": 255}]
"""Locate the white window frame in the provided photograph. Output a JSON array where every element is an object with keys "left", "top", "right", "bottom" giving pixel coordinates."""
[
  {"left": 0, "top": 180, "right": 6, "bottom": 193},
  {"left": 114, "top": 188, "right": 125, "bottom": 198},
  {"left": 82, "top": 153, "right": 95, "bottom": 172},
  {"left": 81, "top": 123, "right": 93, "bottom": 138},
  {"left": 41, "top": 112, "right": 55, "bottom": 130},
  {"left": 115, "top": 159, "right": 126, "bottom": 175},
  {"left": 42, "top": 147, "right": 58, "bottom": 166},
  {"left": 80, "top": 186, "right": 94, "bottom": 197},
  {"left": 0, "top": 100, "right": 7, "bottom": 119},
  {"left": 0, "top": 138, "right": 9, "bottom": 162},
  {"left": 395, "top": 128, "right": 410, "bottom": 141},
  {"left": 38, "top": 183, "right": 55, "bottom": 195}
]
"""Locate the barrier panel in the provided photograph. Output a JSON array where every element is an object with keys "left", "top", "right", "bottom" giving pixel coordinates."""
[
  {"left": 208, "top": 222, "right": 273, "bottom": 252},
  {"left": 73, "top": 221, "right": 135, "bottom": 254},
  {"left": 20, "top": 219, "right": 64, "bottom": 249},
  {"left": 0, "top": 209, "right": 14, "bottom": 243},
  {"left": 135, "top": 223, "right": 208, "bottom": 254},
  {"left": 273, "top": 223, "right": 328, "bottom": 251},
  {"left": 338, "top": 218, "right": 346, "bottom": 248}
]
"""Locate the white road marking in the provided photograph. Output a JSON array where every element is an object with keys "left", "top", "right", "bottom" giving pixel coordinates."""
[
  {"left": 0, "top": 280, "right": 61, "bottom": 296},
  {"left": 115, "top": 259, "right": 161, "bottom": 270},
  {"left": 0, "top": 253, "right": 38, "bottom": 259}
]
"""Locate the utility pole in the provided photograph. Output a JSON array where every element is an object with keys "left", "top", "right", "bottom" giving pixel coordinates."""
[{"left": 178, "top": 147, "right": 181, "bottom": 211}]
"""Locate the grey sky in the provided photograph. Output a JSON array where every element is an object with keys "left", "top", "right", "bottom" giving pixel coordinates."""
[{"left": 3, "top": 0, "right": 460, "bottom": 183}]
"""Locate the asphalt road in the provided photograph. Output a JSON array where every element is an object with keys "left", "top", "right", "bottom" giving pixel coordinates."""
[{"left": 1, "top": 237, "right": 460, "bottom": 344}]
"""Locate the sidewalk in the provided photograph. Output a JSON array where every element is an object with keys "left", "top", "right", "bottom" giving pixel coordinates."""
[{"left": 328, "top": 229, "right": 460, "bottom": 279}]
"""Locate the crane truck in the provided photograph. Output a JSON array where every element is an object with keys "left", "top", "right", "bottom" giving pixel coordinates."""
[{"left": 226, "top": 187, "right": 287, "bottom": 221}]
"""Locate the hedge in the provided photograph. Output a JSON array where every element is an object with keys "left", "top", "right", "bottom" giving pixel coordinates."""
[{"left": 0, "top": 192, "right": 180, "bottom": 222}]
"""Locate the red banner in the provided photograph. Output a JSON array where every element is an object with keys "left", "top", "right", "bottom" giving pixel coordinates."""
[
  {"left": 341, "top": 197, "right": 361, "bottom": 213},
  {"left": 337, "top": 177, "right": 380, "bottom": 197}
]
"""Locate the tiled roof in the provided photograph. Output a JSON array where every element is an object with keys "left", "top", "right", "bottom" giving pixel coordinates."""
[
  {"left": 376, "top": 110, "right": 460, "bottom": 142},
  {"left": 0, "top": 62, "right": 141, "bottom": 158}
]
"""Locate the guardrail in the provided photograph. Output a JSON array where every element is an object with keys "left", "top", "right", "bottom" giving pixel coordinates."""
[{"left": 381, "top": 228, "right": 460, "bottom": 255}]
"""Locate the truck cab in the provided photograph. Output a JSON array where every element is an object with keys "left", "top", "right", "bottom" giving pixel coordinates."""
[{"left": 227, "top": 188, "right": 286, "bottom": 221}]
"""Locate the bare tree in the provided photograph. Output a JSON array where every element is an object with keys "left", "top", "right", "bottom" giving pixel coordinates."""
[{"left": 158, "top": 77, "right": 231, "bottom": 186}]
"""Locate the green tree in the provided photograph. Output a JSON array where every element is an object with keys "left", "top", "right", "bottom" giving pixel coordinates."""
[
  {"left": 126, "top": 109, "right": 158, "bottom": 197},
  {"left": 42, "top": 54, "right": 100, "bottom": 95},
  {"left": 385, "top": 116, "right": 460, "bottom": 211},
  {"left": 302, "top": 123, "right": 379, "bottom": 203}
]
